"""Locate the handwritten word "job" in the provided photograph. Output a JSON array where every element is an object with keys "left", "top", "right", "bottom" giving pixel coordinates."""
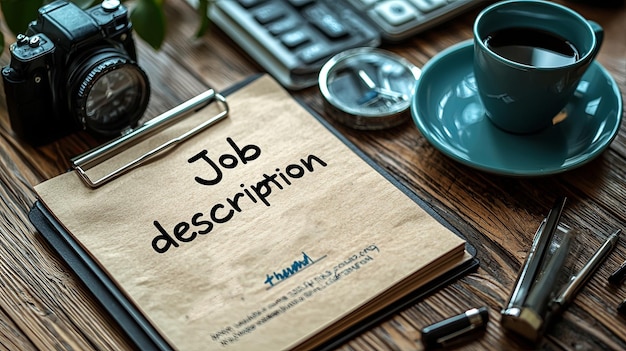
[{"left": 188, "top": 137, "right": 261, "bottom": 186}]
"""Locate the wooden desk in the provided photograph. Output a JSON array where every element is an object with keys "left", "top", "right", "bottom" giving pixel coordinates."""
[{"left": 1, "top": 0, "right": 624, "bottom": 349}]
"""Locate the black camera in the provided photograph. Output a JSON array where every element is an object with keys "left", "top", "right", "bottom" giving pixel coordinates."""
[{"left": 1, "top": 0, "right": 150, "bottom": 145}]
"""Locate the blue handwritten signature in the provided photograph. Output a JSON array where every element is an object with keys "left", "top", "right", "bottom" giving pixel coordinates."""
[{"left": 264, "top": 252, "right": 325, "bottom": 288}]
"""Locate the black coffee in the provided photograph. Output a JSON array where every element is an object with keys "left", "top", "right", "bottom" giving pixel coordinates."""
[{"left": 484, "top": 27, "right": 579, "bottom": 68}]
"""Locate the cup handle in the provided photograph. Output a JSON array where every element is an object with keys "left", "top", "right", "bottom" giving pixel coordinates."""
[{"left": 588, "top": 20, "right": 604, "bottom": 59}]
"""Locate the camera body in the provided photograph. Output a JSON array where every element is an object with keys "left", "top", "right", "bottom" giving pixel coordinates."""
[{"left": 2, "top": 0, "right": 150, "bottom": 145}]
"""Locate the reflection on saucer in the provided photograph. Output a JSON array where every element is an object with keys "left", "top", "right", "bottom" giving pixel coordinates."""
[
  {"left": 411, "top": 40, "right": 623, "bottom": 176},
  {"left": 585, "top": 97, "right": 602, "bottom": 116},
  {"left": 552, "top": 111, "right": 568, "bottom": 125}
]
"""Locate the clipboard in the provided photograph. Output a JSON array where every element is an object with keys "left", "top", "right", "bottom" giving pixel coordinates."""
[{"left": 29, "top": 74, "right": 479, "bottom": 350}]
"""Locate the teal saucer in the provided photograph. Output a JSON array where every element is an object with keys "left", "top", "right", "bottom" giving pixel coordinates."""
[{"left": 411, "top": 40, "right": 623, "bottom": 176}]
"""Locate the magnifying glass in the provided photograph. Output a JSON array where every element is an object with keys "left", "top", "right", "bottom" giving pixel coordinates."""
[{"left": 318, "top": 48, "right": 421, "bottom": 130}]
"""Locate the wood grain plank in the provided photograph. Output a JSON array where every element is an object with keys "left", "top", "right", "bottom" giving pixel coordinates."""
[{"left": 0, "top": 0, "right": 624, "bottom": 350}]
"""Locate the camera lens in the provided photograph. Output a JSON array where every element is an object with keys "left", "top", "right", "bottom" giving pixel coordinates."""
[
  {"left": 82, "top": 65, "right": 147, "bottom": 128},
  {"left": 70, "top": 47, "right": 150, "bottom": 136}
]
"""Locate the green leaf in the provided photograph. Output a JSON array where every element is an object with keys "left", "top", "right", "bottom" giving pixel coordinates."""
[
  {"left": 1, "top": 0, "right": 44, "bottom": 35},
  {"left": 130, "top": 0, "right": 166, "bottom": 50},
  {"left": 0, "top": 31, "right": 4, "bottom": 53},
  {"left": 194, "top": 0, "right": 211, "bottom": 38}
]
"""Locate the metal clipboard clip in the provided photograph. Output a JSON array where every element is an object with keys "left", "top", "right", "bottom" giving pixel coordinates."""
[{"left": 71, "top": 89, "right": 229, "bottom": 189}]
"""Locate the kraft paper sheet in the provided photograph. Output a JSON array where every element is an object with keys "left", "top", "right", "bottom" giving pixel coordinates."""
[{"left": 35, "top": 75, "right": 467, "bottom": 351}]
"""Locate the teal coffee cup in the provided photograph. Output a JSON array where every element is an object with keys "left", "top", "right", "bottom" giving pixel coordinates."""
[{"left": 473, "top": 0, "right": 603, "bottom": 134}]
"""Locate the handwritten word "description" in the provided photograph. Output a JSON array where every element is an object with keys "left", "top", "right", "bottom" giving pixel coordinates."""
[{"left": 150, "top": 138, "right": 328, "bottom": 253}]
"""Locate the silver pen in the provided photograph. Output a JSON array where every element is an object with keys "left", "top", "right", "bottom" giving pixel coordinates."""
[
  {"left": 550, "top": 229, "right": 621, "bottom": 314},
  {"left": 500, "top": 197, "right": 567, "bottom": 341},
  {"left": 524, "top": 228, "right": 574, "bottom": 317}
]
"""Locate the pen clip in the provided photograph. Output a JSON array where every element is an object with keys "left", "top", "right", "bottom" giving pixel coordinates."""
[
  {"left": 503, "top": 197, "right": 567, "bottom": 314},
  {"left": 436, "top": 324, "right": 477, "bottom": 344},
  {"left": 436, "top": 312, "right": 486, "bottom": 345},
  {"left": 422, "top": 307, "right": 489, "bottom": 347}
]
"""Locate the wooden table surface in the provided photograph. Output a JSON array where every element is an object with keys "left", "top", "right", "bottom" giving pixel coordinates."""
[{"left": 1, "top": 0, "right": 625, "bottom": 350}]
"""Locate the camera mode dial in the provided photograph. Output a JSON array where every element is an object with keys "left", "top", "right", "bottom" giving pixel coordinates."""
[
  {"left": 10, "top": 34, "right": 54, "bottom": 62},
  {"left": 101, "top": 0, "right": 121, "bottom": 11}
]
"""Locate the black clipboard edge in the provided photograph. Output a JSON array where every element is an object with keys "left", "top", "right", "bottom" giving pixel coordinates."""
[
  {"left": 29, "top": 74, "right": 478, "bottom": 350},
  {"left": 30, "top": 201, "right": 173, "bottom": 350}
]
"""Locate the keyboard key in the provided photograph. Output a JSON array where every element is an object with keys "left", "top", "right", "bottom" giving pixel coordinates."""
[
  {"left": 238, "top": 0, "right": 267, "bottom": 9},
  {"left": 304, "top": 4, "right": 349, "bottom": 39},
  {"left": 254, "top": 4, "right": 286, "bottom": 24},
  {"left": 354, "top": 0, "right": 379, "bottom": 8},
  {"left": 375, "top": 0, "right": 418, "bottom": 26},
  {"left": 298, "top": 43, "right": 333, "bottom": 64},
  {"left": 281, "top": 30, "right": 310, "bottom": 48},
  {"left": 287, "top": 0, "right": 314, "bottom": 7},
  {"left": 267, "top": 17, "right": 299, "bottom": 35},
  {"left": 410, "top": 0, "right": 447, "bottom": 13}
]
